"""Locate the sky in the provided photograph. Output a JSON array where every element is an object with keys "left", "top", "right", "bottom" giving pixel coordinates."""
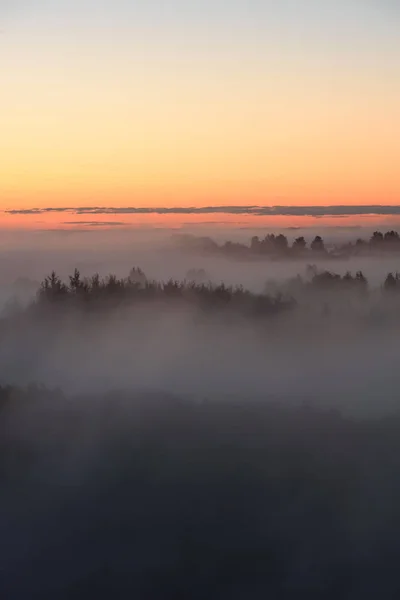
[{"left": 1, "top": 0, "right": 400, "bottom": 228}]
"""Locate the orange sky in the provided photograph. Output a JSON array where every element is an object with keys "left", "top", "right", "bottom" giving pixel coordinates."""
[
  {"left": 1, "top": 1, "right": 400, "bottom": 228},
  {"left": 4, "top": 211, "right": 400, "bottom": 233}
]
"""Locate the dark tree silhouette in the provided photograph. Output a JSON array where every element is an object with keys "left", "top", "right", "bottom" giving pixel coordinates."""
[
  {"left": 371, "top": 231, "right": 384, "bottom": 245},
  {"left": 384, "top": 231, "right": 400, "bottom": 247},
  {"left": 250, "top": 236, "right": 261, "bottom": 253},
  {"left": 311, "top": 235, "right": 325, "bottom": 253},
  {"left": 384, "top": 272, "right": 399, "bottom": 292},
  {"left": 69, "top": 269, "right": 89, "bottom": 295},
  {"left": 274, "top": 234, "right": 289, "bottom": 252},
  {"left": 292, "top": 236, "right": 307, "bottom": 252},
  {"left": 35, "top": 270, "right": 296, "bottom": 317},
  {"left": 39, "top": 271, "right": 68, "bottom": 302},
  {"left": 176, "top": 229, "right": 400, "bottom": 260}
]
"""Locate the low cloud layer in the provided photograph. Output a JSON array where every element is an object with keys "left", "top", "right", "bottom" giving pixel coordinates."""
[
  {"left": 62, "top": 221, "right": 127, "bottom": 227},
  {"left": 6, "top": 205, "right": 400, "bottom": 217}
]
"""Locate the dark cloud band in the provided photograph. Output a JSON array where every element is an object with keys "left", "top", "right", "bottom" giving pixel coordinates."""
[
  {"left": 5, "top": 205, "right": 400, "bottom": 217},
  {"left": 62, "top": 221, "right": 127, "bottom": 227}
]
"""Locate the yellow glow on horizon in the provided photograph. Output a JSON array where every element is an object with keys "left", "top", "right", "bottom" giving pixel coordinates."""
[{"left": 1, "top": 7, "right": 400, "bottom": 213}]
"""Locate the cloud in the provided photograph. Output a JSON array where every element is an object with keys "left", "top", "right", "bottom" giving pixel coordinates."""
[
  {"left": 62, "top": 221, "right": 128, "bottom": 227},
  {"left": 6, "top": 208, "right": 71, "bottom": 215},
  {"left": 6, "top": 209, "right": 44, "bottom": 215},
  {"left": 5, "top": 205, "right": 400, "bottom": 217}
]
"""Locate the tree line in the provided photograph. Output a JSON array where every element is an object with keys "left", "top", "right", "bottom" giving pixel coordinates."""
[
  {"left": 175, "top": 229, "right": 400, "bottom": 259},
  {"left": 34, "top": 268, "right": 294, "bottom": 317},
  {"left": 28, "top": 266, "right": 400, "bottom": 317}
]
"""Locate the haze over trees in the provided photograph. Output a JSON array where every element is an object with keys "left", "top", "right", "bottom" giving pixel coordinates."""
[
  {"left": 3, "top": 245, "right": 400, "bottom": 598},
  {"left": 30, "top": 266, "right": 400, "bottom": 316},
  {"left": 174, "top": 229, "right": 400, "bottom": 261}
]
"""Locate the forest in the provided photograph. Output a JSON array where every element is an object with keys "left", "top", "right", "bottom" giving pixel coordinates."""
[
  {"left": 24, "top": 265, "right": 400, "bottom": 317},
  {"left": 173, "top": 229, "right": 400, "bottom": 260},
  {"left": 2, "top": 260, "right": 400, "bottom": 598}
]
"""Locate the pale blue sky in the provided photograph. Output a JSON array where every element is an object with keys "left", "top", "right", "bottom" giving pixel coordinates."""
[
  {"left": 2, "top": 1, "right": 399, "bottom": 58},
  {"left": 2, "top": 1, "right": 399, "bottom": 90}
]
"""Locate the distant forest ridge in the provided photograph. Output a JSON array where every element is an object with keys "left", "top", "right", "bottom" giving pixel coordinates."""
[
  {"left": 172, "top": 230, "right": 400, "bottom": 260},
  {"left": 9, "top": 265, "right": 399, "bottom": 322}
]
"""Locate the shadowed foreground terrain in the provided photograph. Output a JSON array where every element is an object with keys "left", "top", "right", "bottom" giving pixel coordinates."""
[
  {"left": 2, "top": 269, "right": 400, "bottom": 598},
  {"left": 2, "top": 388, "right": 400, "bottom": 599}
]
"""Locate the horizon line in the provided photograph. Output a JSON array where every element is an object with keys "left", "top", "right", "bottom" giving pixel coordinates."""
[{"left": 5, "top": 205, "right": 400, "bottom": 217}]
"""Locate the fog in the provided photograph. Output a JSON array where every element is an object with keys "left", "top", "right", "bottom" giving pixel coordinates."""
[
  {"left": 3, "top": 225, "right": 400, "bottom": 597},
  {"left": 0, "top": 227, "right": 399, "bottom": 412},
  {"left": 0, "top": 298, "right": 399, "bottom": 418},
  {"left": 3, "top": 226, "right": 400, "bottom": 299}
]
